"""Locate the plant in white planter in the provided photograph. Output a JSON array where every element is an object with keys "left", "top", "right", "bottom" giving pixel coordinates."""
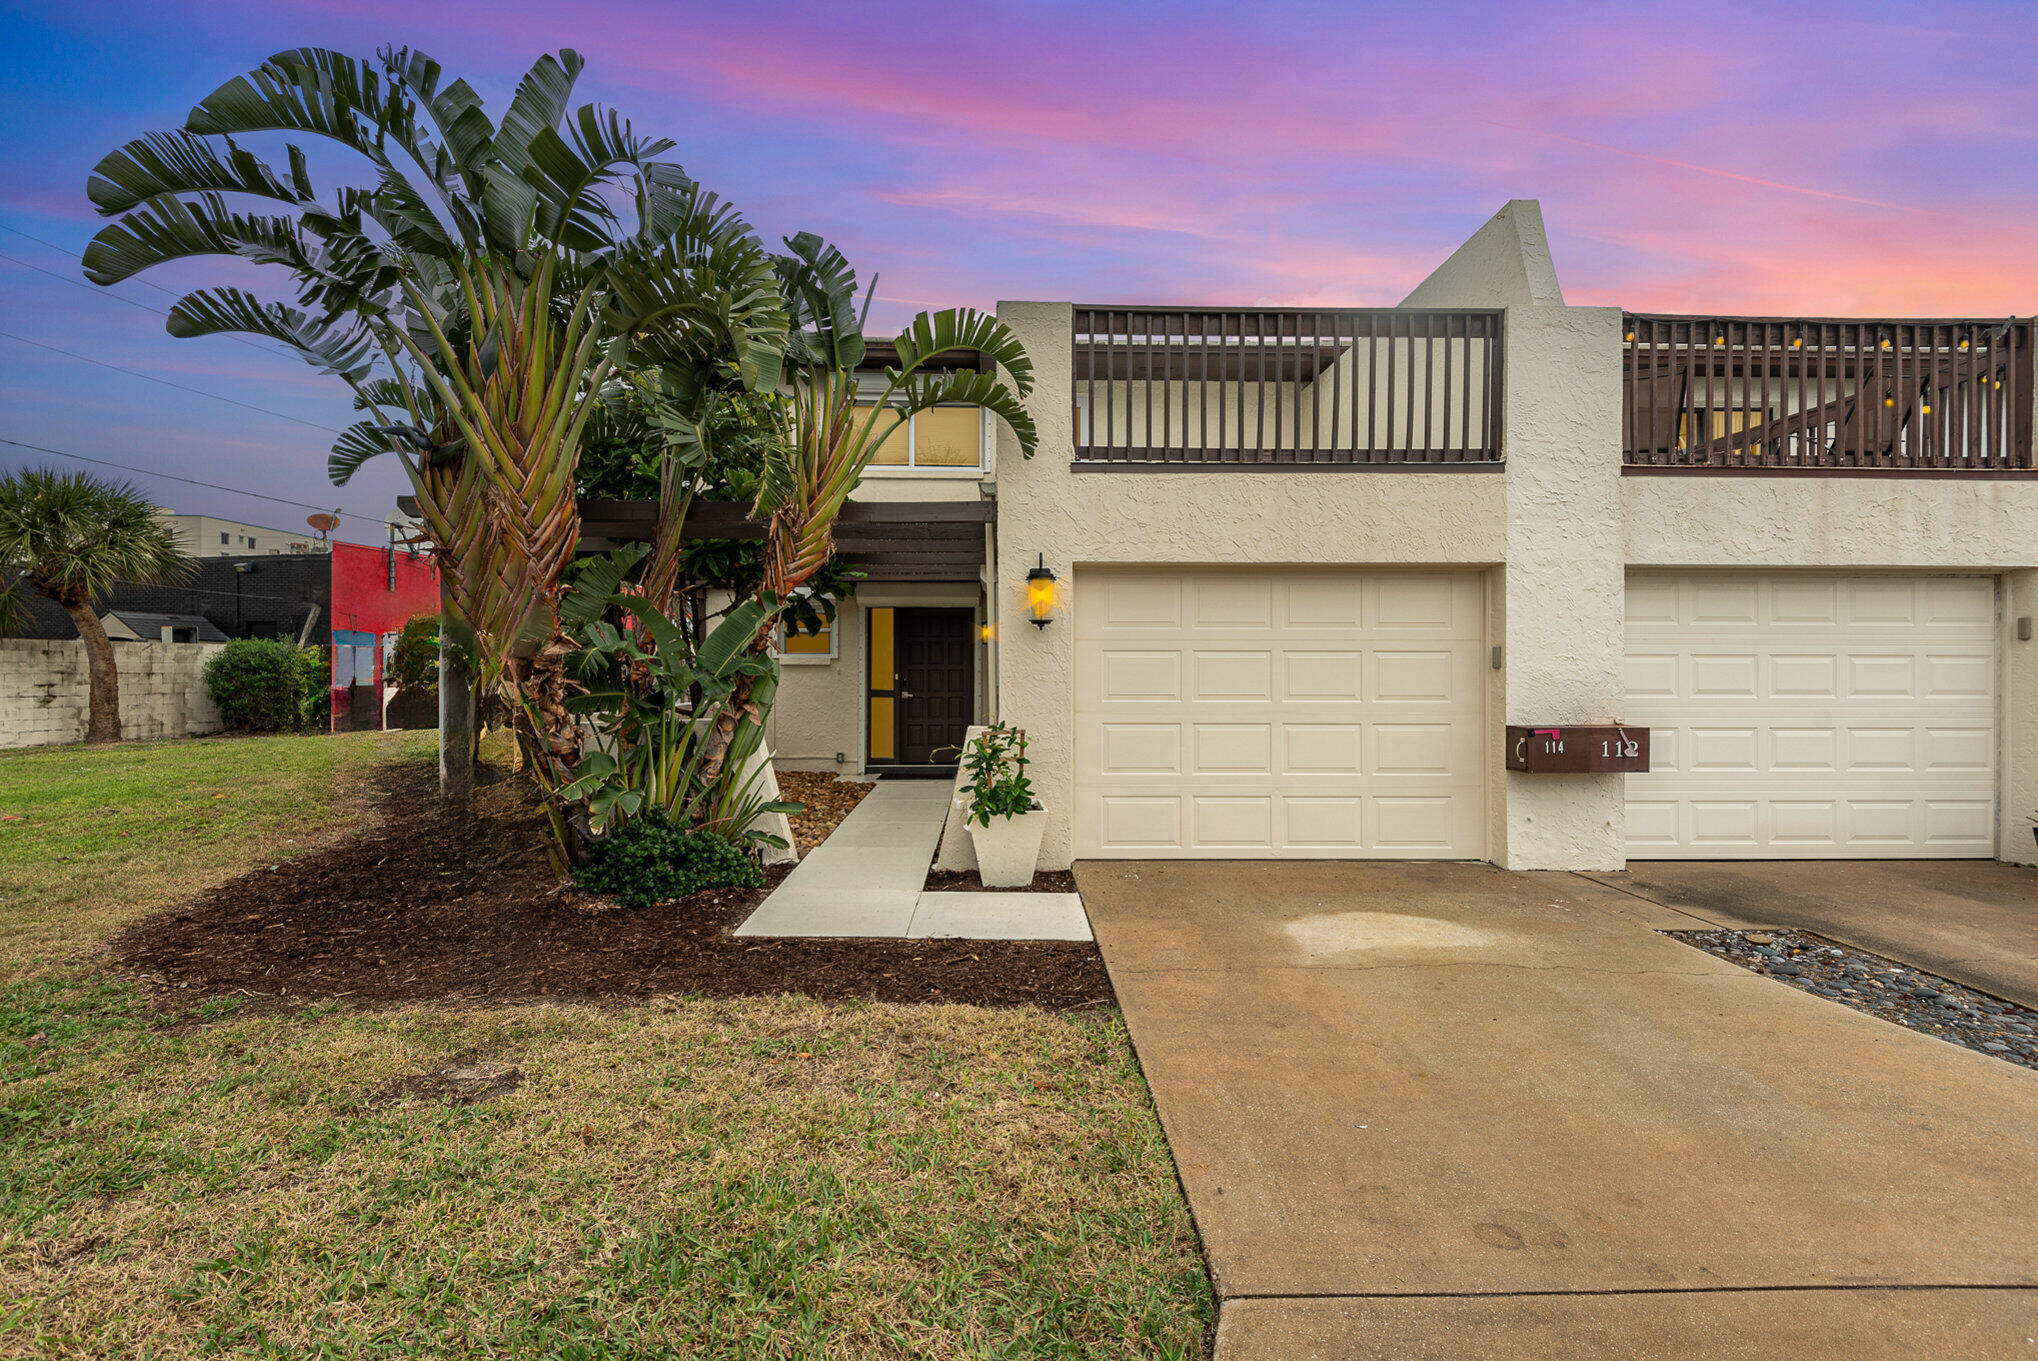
[{"left": 956, "top": 722, "right": 1046, "bottom": 888}]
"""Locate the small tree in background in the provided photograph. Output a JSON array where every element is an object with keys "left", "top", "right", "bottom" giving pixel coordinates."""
[
  {"left": 385, "top": 613, "right": 441, "bottom": 729},
  {"left": 0, "top": 468, "right": 191, "bottom": 743},
  {"left": 388, "top": 614, "right": 441, "bottom": 696}
]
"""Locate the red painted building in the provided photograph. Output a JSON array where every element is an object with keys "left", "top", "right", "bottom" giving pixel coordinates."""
[{"left": 329, "top": 541, "right": 440, "bottom": 731}]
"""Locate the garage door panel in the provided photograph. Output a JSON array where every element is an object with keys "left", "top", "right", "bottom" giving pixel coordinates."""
[
  {"left": 1091, "top": 794, "right": 1182, "bottom": 851},
  {"left": 1191, "top": 723, "right": 1273, "bottom": 773},
  {"left": 1076, "top": 568, "right": 1485, "bottom": 859},
  {"left": 1189, "top": 650, "right": 1272, "bottom": 700},
  {"left": 1283, "top": 651, "right": 1363, "bottom": 700},
  {"left": 1625, "top": 573, "right": 1995, "bottom": 859},
  {"left": 1096, "top": 650, "right": 1182, "bottom": 701},
  {"left": 1285, "top": 724, "right": 1363, "bottom": 772},
  {"left": 1282, "top": 797, "right": 1365, "bottom": 849},
  {"left": 1098, "top": 723, "right": 1181, "bottom": 775}
]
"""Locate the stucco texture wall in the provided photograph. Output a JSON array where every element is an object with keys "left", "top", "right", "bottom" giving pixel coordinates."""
[
  {"left": 994, "top": 301, "right": 1510, "bottom": 869},
  {"left": 0, "top": 638, "right": 225, "bottom": 749},
  {"left": 768, "top": 602, "right": 865, "bottom": 770},
  {"left": 1624, "top": 476, "right": 2038, "bottom": 568},
  {"left": 1499, "top": 304, "right": 1628, "bottom": 869}
]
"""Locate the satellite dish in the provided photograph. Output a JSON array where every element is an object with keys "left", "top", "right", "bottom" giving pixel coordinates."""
[{"left": 306, "top": 513, "right": 341, "bottom": 536}]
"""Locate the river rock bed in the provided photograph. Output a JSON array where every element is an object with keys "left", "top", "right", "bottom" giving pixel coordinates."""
[{"left": 1670, "top": 928, "right": 2038, "bottom": 1071}]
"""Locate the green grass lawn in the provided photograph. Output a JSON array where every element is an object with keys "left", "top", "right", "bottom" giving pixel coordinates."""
[{"left": 0, "top": 734, "right": 1210, "bottom": 1359}]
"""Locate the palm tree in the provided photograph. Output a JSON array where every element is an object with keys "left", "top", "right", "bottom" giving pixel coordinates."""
[
  {"left": 0, "top": 469, "right": 191, "bottom": 743},
  {"left": 84, "top": 46, "right": 787, "bottom": 797},
  {"left": 694, "top": 235, "right": 1038, "bottom": 779}
]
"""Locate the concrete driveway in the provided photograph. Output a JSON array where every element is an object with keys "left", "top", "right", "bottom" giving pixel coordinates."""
[
  {"left": 1076, "top": 861, "right": 2038, "bottom": 1359},
  {"left": 1580, "top": 860, "right": 2038, "bottom": 1008}
]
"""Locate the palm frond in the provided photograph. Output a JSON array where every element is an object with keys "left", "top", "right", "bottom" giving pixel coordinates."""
[
  {"left": 87, "top": 130, "right": 315, "bottom": 216},
  {"left": 379, "top": 47, "right": 495, "bottom": 179},
  {"left": 525, "top": 104, "right": 677, "bottom": 251},
  {"left": 890, "top": 367, "right": 1038, "bottom": 459},
  {"left": 891, "top": 307, "right": 1035, "bottom": 398},
  {"left": 329, "top": 419, "right": 412, "bottom": 485},
  {"left": 83, "top": 192, "right": 324, "bottom": 285},
  {"left": 185, "top": 48, "right": 421, "bottom": 172},
  {"left": 166, "top": 286, "right": 378, "bottom": 380},
  {"left": 774, "top": 232, "right": 864, "bottom": 371}
]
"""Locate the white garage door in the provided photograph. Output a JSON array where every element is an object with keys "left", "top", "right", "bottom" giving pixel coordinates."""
[
  {"left": 1074, "top": 569, "right": 1486, "bottom": 858},
  {"left": 1624, "top": 573, "right": 1997, "bottom": 859}
]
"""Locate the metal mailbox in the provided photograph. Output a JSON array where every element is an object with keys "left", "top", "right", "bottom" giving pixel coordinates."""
[{"left": 1506, "top": 725, "right": 1650, "bottom": 774}]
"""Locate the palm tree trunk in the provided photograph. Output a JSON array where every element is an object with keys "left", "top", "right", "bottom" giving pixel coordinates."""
[
  {"left": 438, "top": 604, "right": 478, "bottom": 800},
  {"left": 63, "top": 601, "right": 122, "bottom": 744}
]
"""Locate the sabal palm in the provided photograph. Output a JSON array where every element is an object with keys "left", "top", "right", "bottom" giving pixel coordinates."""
[
  {"left": 83, "top": 46, "right": 787, "bottom": 791},
  {"left": 0, "top": 469, "right": 192, "bottom": 744}
]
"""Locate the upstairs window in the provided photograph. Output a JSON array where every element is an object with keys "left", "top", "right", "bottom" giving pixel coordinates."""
[{"left": 846, "top": 380, "right": 987, "bottom": 471}]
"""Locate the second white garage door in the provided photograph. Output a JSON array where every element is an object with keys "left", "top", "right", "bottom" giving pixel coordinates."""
[
  {"left": 1623, "top": 573, "right": 1998, "bottom": 859},
  {"left": 1074, "top": 568, "right": 1486, "bottom": 858}
]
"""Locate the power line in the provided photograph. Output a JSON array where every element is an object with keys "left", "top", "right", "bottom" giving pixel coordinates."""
[
  {"left": 0, "top": 329, "right": 342, "bottom": 433},
  {"left": 0, "top": 246, "right": 305, "bottom": 364},
  {"left": 0, "top": 222, "right": 182, "bottom": 297},
  {"left": 0, "top": 436, "right": 395, "bottom": 535}
]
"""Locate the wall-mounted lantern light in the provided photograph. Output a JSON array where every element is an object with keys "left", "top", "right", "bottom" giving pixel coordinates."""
[{"left": 1025, "top": 555, "right": 1058, "bottom": 629}]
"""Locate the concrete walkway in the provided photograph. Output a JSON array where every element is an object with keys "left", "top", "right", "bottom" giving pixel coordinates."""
[
  {"left": 1581, "top": 860, "right": 2038, "bottom": 1008},
  {"left": 734, "top": 780, "right": 1089, "bottom": 940},
  {"left": 1077, "top": 860, "right": 2038, "bottom": 1359}
]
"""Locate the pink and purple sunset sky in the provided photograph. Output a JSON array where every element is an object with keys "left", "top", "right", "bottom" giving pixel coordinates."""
[{"left": 2, "top": 0, "right": 2035, "bottom": 538}]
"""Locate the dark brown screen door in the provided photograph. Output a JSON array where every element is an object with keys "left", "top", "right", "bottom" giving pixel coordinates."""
[{"left": 894, "top": 608, "right": 975, "bottom": 764}]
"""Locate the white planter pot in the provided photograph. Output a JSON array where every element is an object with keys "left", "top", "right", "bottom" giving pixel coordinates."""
[{"left": 967, "top": 807, "right": 1048, "bottom": 888}]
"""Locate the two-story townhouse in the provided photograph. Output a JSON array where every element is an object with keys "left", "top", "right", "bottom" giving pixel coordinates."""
[{"left": 603, "top": 200, "right": 2038, "bottom": 874}]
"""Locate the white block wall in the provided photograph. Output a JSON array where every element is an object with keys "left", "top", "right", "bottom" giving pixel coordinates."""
[{"left": 0, "top": 638, "right": 226, "bottom": 748}]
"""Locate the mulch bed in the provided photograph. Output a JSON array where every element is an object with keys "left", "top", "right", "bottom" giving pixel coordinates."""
[
  {"left": 115, "top": 758, "right": 1113, "bottom": 1012},
  {"left": 778, "top": 770, "right": 874, "bottom": 853},
  {"left": 925, "top": 868, "right": 1080, "bottom": 894},
  {"left": 1670, "top": 928, "right": 2038, "bottom": 1070}
]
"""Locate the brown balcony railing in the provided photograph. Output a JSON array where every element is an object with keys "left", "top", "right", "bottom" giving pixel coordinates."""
[
  {"left": 1071, "top": 307, "right": 1504, "bottom": 467},
  {"left": 1624, "top": 314, "right": 2033, "bottom": 471}
]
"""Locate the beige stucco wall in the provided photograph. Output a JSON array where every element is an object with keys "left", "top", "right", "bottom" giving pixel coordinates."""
[
  {"left": 0, "top": 638, "right": 225, "bottom": 749},
  {"left": 2006, "top": 569, "right": 2038, "bottom": 864},
  {"left": 1399, "top": 200, "right": 1565, "bottom": 311},
  {"left": 1498, "top": 305, "right": 1629, "bottom": 869},
  {"left": 994, "top": 299, "right": 1512, "bottom": 870},
  {"left": 1624, "top": 476, "right": 2038, "bottom": 568},
  {"left": 767, "top": 601, "right": 866, "bottom": 771},
  {"left": 849, "top": 472, "right": 985, "bottom": 503}
]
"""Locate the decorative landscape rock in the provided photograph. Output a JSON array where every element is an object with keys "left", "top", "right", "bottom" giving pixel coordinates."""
[{"left": 1670, "top": 928, "right": 2038, "bottom": 1072}]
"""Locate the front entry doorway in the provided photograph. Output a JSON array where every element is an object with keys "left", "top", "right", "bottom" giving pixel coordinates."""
[{"left": 868, "top": 606, "right": 975, "bottom": 769}]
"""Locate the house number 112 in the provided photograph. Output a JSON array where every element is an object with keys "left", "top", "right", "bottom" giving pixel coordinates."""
[{"left": 1601, "top": 737, "right": 1641, "bottom": 758}]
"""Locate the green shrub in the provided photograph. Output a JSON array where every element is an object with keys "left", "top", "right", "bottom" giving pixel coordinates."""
[
  {"left": 203, "top": 638, "right": 327, "bottom": 734},
  {"left": 389, "top": 614, "right": 440, "bottom": 696},
  {"left": 571, "top": 811, "right": 764, "bottom": 908}
]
